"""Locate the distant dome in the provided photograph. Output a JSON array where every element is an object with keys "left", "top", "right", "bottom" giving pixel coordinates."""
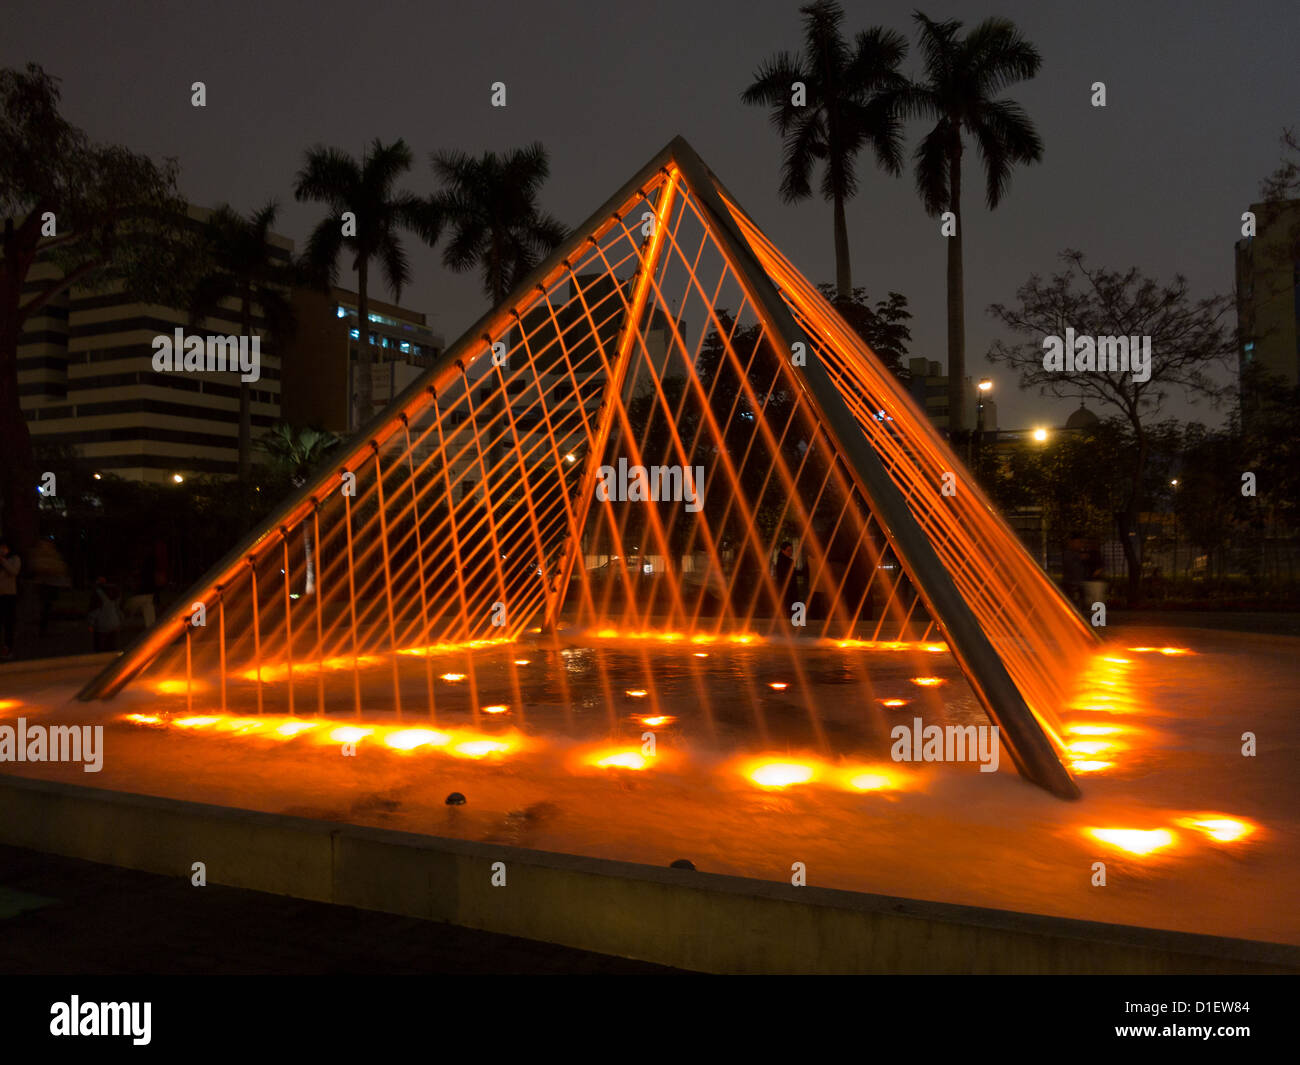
[{"left": 1065, "top": 403, "right": 1099, "bottom": 429}]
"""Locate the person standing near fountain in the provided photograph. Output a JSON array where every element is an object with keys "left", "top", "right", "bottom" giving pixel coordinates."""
[
  {"left": 87, "top": 576, "right": 124, "bottom": 653},
  {"left": 0, "top": 539, "right": 19, "bottom": 659}
]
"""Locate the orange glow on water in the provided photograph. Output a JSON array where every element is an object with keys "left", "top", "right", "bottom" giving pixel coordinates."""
[
  {"left": 452, "top": 739, "right": 509, "bottom": 758},
  {"left": 1069, "top": 760, "right": 1114, "bottom": 773},
  {"left": 440, "top": 673, "right": 466, "bottom": 682},
  {"left": 910, "top": 677, "right": 944, "bottom": 687},
  {"left": 514, "top": 659, "right": 530, "bottom": 665},
  {"left": 481, "top": 704, "right": 509, "bottom": 714},
  {"left": 1176, "top": 815, "right": 1256, "bottom": 843},
  {"left": 878, "top": 698, "right": 908, "bottom": 707},
  {"left": 1065, "top": 724, "right": 1122, "bottom": 736},
  {"left": 217, "top": 717, "right": 265, "bottom": 734},
  {"left": 397, "top": 638, "right": 512, "bottom": 658},
  {"left": 842, "top": 766, "right": 905, "bottom": 792},
  {"left": 1067, "top": 740, "right": 1118, "bottom": 756},
  {"left": 385, "top": 729, "right": 450, "bottom": 751},
  {"left": 640, "top": 715, "right": 674, "bottom": 727},
  {"left": 121, "top": 710, "right": 528, "bottom": 764},
  {"left": 747, "top": 761, "right": 815, "bottom": 788},
  {"left": 329, "top": 726, "right": 373, "bottom": 743},
  {"left": 152, "top": 679, "right": 204, "bottom": 696},
  {"left": 0, "top": 699, "right": 20, "bottom": 712},
  {"left": 1087, "top": 827, "right": 1177, "bottom": 855},
  {"left": 768, "top": 682, "right": 789, "bottom": 691},
  {"left": 834, "top": 639, "right": 948, "bottom": 653},
  {"left": 625, "top": 689, "right": 648, "bottom": 698},
  {"left": 591, "top": 750, "right": 649, "bottom": 770}
]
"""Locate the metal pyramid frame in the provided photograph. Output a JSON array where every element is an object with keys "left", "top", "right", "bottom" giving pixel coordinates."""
[{"left": 79, "top": 137, "right": 1095, "bottom": 799}]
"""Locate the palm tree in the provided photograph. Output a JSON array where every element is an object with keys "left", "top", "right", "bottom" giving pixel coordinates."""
[
  {"left": 294, "top": 139, "right": 436, "bottom": 429},
  {"left": 429, "top": 142, "right": 567, "bottom": 305},
  {"left": 900, "top": 12, "right": 1043, "bottom": 435},
  {"left": 741, "top": 0, "right": 908, "bottom": 301},
  {"left": 190, "top": 202, "right": 298, "bottom": 479},
  {"left": 260, "top": 422, "right": 340, "bottom": 595}
]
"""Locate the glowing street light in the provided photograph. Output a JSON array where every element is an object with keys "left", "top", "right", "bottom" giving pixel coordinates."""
[{"left": 1031, "top": 428, "right": 1048, "bottom": 443}]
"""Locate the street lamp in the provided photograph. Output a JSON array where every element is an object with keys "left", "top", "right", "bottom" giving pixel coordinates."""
[
  {"left": 1170, "top": 479, "right": 1179, "bottom": 578},
  {"left": 1032, "top": 427, "right": 1049, "bottom": 443},
  {"left": 974, "top": 378, "right": 992, "bottom": 468}
]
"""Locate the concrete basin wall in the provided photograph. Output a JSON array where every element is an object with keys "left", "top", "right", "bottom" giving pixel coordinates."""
[{"left": 1, "top": 772, "right": 1295, "bottom": 974}]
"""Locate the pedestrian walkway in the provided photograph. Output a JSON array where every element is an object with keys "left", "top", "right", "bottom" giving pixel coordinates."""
[{"left": 0, "top": 844, "right": 682, "bottom": 974}]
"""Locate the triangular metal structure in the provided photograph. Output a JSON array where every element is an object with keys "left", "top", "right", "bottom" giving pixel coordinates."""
[{"left": 79, "top": 137, "right": 1096, "bottom": 798}]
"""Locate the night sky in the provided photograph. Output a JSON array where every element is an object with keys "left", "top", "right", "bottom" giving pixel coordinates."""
[{"left": 5, "top": 0, "right": 1296, "bottom": 426}]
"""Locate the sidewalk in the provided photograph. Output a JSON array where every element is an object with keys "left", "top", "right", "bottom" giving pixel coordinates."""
[
  {"left": 0, "top": 844, "right": 683, "bottom": 975},
  {"left": 1109, "top": 609, "right": 1300, "bottom": 637}
]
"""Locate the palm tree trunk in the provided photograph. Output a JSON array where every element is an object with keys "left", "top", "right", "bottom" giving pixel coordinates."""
[
  {"left": 238, "top": 293, "right": 252, "bottom": 479},
  {"left": 833, "top": 190, "right": 852, "bottom": 302},
  {"left": 945, "top": 143, "right": 966, "bottom": 435},
  {"left": 356, "top": 257, "right": 373, "bottom": 430}
]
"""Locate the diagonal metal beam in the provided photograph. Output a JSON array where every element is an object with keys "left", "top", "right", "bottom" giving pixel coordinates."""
[
  {"left": 544, "top": 170, "right": 681, "bottom": 630},
  {"left": 667, "top": 136, "right": 1079, "bottom": 799},
  {"left": 77, "top": 142, "right": 684, "bottom": 701}
]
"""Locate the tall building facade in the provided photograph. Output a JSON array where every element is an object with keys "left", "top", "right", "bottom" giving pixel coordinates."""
[
  {"left": 1236, "top": 198, "right": 1300, "bottom": 415},
  {"left": 904, "top": 357, "right": 997, "bottom": 432},
  {"left": 279, "top": 286, "right": 444, "bottom": 433},
  {"left": 18, "top": 205, "right": 292, "bottom": 481}
]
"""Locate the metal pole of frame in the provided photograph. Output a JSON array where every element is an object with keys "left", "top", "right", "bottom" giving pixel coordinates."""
[{"left": 671, "top": 138, "right": 1079, "bottom": 800}]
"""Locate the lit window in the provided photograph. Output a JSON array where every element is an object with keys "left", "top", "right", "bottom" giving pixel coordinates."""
[
  {"left": 400, "top": 342, "right": 410, "bottom": 353},
  {"left": 350, "top": 328, "right": 359, "bottom": 340},
  {"left": 336, "top": 306, "right": 347, "bottom": 318}
]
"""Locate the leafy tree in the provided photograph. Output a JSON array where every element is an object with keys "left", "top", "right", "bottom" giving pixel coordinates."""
[
  {"left": 190, "top": 202, "right": 299, "bottom": 479},
  {"left": 294, "top": 139, "right": 435, "bottom": 428},
  {"left": 1, "top": 64, "right": 191, "bottom": 549},
  {"left": 742, "top": 1, "right": 907, "bottom": 301},
  {"left": 1260, "top": 126, "right": 1300, "bottom": 202},
  {"left": 259, "top": 422, "right": 340, "bottom": 595},
  {"left": 898, "top": 13, "right": 1043, "bottom": 434},
  {"left": 815, "top": 283, "right": 911, "bottom": 375},
  {"left": 1171, "top": 422, "right": 1248, "bottom": 579},
  {"left": 987, "top": 250, "right": 1236, "bottom": 600},
  {"left": 429, "top": 142, "right": 567, "bottom": 305}
]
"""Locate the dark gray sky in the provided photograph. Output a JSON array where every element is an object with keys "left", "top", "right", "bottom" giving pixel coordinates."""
[{"left": 6, "top": 0, "right": 1297, "bottom": 426}]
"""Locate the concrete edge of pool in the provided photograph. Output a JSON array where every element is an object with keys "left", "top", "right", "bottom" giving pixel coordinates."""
[{"left": 1, "top": 771, "right": 1295, "bottom": 975}]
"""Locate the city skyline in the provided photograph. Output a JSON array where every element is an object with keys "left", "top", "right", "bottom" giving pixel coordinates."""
[{"left": 5, "top": 0, "right": 1293, "bottom": 427}]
